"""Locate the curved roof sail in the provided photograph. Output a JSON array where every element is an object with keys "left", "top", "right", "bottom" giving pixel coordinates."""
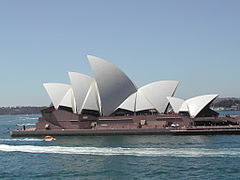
[
  {"left": 43, "top": 83, "right": 71, "bottom": 109},
  {"left": 117, "top": 92, "right": 137, "bottom": 112},
  {"left": 178, "top": 101, "right": 189, "bottom": 112},
  {"left": 135, "top": 91, "right": 155, "bottom": 112},
  {"left": 59, "top": 88, "right": 77, "bottom": 113},
  {"left": 184, "top": 94, "right": 218, "bottom": 118},
  {"left": 68, "top": 72, "right": 99, "bottom": 114},
  {"left": 139, "top": 81, "right": 179, "bottom": 113},
  {"left": 117, "top": 91, "right": 155, "bottom": 112},
  {"left": 82, "top": 80, "right": 100, "bottom": 111},
  {"left": 87, "top": 55, "right": 137, "bottom": 116},
  {"left": 170, "top": 94, "right": 219, "bottom": 118},
  {"left": 167, "top": 97, "right": 184, "bottom": 113}
]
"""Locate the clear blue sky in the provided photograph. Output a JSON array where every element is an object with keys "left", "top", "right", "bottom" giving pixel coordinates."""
[{"left": 0, "top": 0, "right": 240, "bottom": 107}]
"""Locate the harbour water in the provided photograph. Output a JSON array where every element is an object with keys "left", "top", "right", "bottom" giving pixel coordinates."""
[{"left": 1, "top": 112, "right": 240, "bottom": 179}]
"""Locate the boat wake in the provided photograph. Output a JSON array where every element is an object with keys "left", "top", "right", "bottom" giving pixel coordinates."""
[
  {"left": 0, "top": 144, "right": 240, "bottom": 157},
  {"left": 16, "top": 117, "right": 38, "bottom": 121},
  {"left": 0, "top": 138, "right": 43, "bottom": 142}
]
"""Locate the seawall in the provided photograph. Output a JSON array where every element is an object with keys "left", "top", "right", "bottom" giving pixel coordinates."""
[{"left": 11, "top": 127, "right": 240, "bottom": 137}]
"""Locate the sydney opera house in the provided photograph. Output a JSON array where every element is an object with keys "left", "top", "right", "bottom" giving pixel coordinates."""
[{"left": 11, "top": 55, "right": 240, "bottom": 136}]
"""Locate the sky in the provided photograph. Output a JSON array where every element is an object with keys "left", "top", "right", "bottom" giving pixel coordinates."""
[{"left": 0, "top": 0, "right": 240, "bottom": 107}]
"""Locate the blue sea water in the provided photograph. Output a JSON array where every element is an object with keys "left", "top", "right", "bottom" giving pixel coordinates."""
[{"left": 1, "top": 112, "right": 240, "bottom": 179}]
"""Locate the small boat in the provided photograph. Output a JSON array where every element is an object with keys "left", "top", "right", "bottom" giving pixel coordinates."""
[{"left": 44, "top": 136, "right": 56, "bottom": 141}]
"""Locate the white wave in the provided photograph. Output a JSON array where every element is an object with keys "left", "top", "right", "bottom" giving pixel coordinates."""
[
  {"left": 0, "top": 138, "right": 43, "bottom": 142},
  {"left": 25, "top": 117, "right": 38, "bottom": 120},
  {"left": 15, "top": 117, "right": 38, "bottom": 121},
  {"left": 8, "top": 117, "right": 38, "bottom": 123},
  {"left": 0, "top": 144, "right": 240, "bottom": 157}
]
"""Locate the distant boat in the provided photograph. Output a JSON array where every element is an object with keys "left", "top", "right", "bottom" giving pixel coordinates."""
[{"left": 44, "top": 136, "right": 56, "bottom": 141}]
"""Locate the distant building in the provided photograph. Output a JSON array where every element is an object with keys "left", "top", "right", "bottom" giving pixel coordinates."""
[{"left": 230, "top": 105, "right": 240, "bottom": 111}]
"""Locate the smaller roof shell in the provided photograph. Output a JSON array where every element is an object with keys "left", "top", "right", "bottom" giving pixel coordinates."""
[
  {"left": 43, "top": 83, "right": 71, "bottom": 110},
  {"left": 169, "top": 94, "right": 219, "bottom": 118},
  {"left": 139, "top": 80, "right": 179, "bottom": 113},
  {"left": 167, "top": 97, "right": 184, "bottom": 113},
  {"left": 135, "top": 91, "right": 155, "bottom": 111},
  {"left": 82, "top": 80, "right": 100, "bottom": 112},
  {"left": 69, "top": 72, "right": 96, "bottom": 114},
  {"left": 184, "top": 94, "right": 218, "bottom": 118},
  {"left": 117, "top": 81, "right": 178, "bottom": 113},
  {"left": 117, "top": 92, "right": 137, "bottom": 112},
  {"left": 59, "top": 88, "right": 77, "bottom": 113}
]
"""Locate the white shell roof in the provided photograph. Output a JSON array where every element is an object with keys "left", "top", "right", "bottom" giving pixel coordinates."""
[
  {"left": 169, "top": 94, "right": 219, "bottom": 118},
  {"left": 43, "top": 83, "right": 71, "bottom": 110},
  {"left": 139, "top": 81, "right": 179, "bottom": 113},
  {"left": 59, "top": 88, "right": 77, "bottom": 113},
  {"left": 117, "top": 92, "right": 137, "bottom": 112},
  {"left": 43, "top": 55, "right": 220, "bottom": 118},
  {"left": 82, "top": 80, "right": 100, "bottom": 111},
  {"left": 179, "top": 101, "right": 189, "bottom": 112},
  {"left": 117, "top": 91, "right": 155, "bottom": 112},
  {"left": 167, "top": 97, "right": 184, "bottom": 113},
  {"left": 184, "top": 94, "right": 218, "bottom": 118},
  {"left": 117, "top": 81, "right": 178, "bottom": 113},
  {"left": 135, "top": 91, "right": 155, "bottom": 111},
  {"left": 87, "top": 55, "right": 137, "bottom": 116},
  {"left": 68, "top": 72, "right": 99, "bottom": 114}
]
